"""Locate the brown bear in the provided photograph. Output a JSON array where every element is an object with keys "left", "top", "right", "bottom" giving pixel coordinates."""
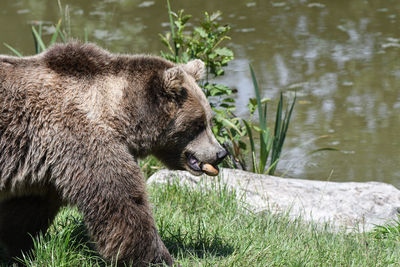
[{"left": 0, "top": 42, "right": 227, "bottom": 266}]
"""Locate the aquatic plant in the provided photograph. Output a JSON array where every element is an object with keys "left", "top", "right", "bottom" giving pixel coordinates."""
[{"left": 243, "top": 66, "right": 296, "bottom": 175}]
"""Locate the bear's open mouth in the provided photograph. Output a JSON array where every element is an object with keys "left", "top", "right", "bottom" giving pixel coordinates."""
[
  {"left": 187, "top": 153, "right": 202, "bottom": 172},
  {"left": 186, "top": 153, "right": 219, "bottom": 176}
]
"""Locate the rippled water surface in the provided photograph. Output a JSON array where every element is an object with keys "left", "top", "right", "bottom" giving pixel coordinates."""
[{"left": 1, "top": 0, "right": 399, "bottom": 186}]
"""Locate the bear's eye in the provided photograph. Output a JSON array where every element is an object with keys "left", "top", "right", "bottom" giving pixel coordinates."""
[
  {"left": 192, "top": 121, "right": 205, "bottom": 135},
  {"left": 178, "top": 86, "right": 188, "bottom": 99}
]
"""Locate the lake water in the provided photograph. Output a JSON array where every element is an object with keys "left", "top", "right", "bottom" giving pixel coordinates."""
[{"left": 1, "top": 0, "right": 399, "bottom": 187}]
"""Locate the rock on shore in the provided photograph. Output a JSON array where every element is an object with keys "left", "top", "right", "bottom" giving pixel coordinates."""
[{"left": 148, "top": 168, "right": 400, "bottom": 232}]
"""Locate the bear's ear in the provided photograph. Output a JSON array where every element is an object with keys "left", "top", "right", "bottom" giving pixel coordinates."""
[
  {"left": 163, "top": 66, "right": 185, "bottom": 91},
  {"left": 182, "top": 59, "right": 205, "bottom": 81}
]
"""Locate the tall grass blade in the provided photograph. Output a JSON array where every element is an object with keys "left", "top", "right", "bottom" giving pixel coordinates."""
[
  {"left": 262, "top": 102, "right": 272, "bottom": 159},
  {"left": 57, "top": 0, "right": 63, "bottom": 18},
  {"left": 50, "top": 19, "right": 63, "bottom": 46},
  {"left": 252, "top": 151, "right": 258, "bottom": 173},
  {"left": 32, "top": 27, "right": 39, "bottom": 54},
  {"left": 274, "top": 93, "right": 283, "bottom": 143},
  {"left": 249, "top": 64, "right": 265, "bottom": 130},
  {"left": 167, "top": 0, "right": 175, "bottom": 39},
  {"left": 58, "top": 29, "right": 66, "bottom": 43},
  {"left": 265, "top": 158, "right": 279, "bottom": 175},
  {"left": 32, "top": 26, "right": 47, "bottom": 53},
  {"left": 270, "top": 93, "right": 283, "bottom": 170},
  {"left": 243, "top": 120, "right": 256, "bottom": 172},
  {"left": 65, "top": 4, "right": 71, "bottom": 39},
  {"left": 3, "top": 43, "right": 23, "bottom": 57},
  {"left": 279, "top": 93, "right": 296, "bottom": 150},
  {"left": 38, "top": 23, "right": 42, "bottom": 37},
  {"left": 259, "top": 131, "right": 268, "bottom": 174},
  {"left": 166, "top": 0, "right": 178, "bottom": 61},
  {"left": 269, "top": 93, "right": 296, "bottom": 175},
  {"left": 263, "top": 101, "right": 267, "bottom": 126},
  {"left": 250, "top": 64, "right": 271, "bottom": 173}
]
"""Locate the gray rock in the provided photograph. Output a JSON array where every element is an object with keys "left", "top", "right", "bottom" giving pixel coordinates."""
[{"left": 148, "top": 168, "right": 400, "bottom": 232}]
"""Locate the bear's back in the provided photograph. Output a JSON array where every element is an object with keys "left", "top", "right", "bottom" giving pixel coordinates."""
[{"left": 43, "top": 42, "right": 113, "bottom": 78}]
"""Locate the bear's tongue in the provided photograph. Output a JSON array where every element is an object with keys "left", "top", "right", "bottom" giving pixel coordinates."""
[
  {"left": 187, "top": 154, "right": 219, "bottom": 176},
  {"left": 188, "top": 154, "right": 201, "bottom": 172}
]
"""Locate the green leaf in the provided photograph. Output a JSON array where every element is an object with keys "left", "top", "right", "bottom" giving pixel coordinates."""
[
  {"left": 216, "top": 69, "right": 224, "bottom": 76},
  {"left": 195, "top": 27, "right": 208, "bottom": 38},
  {"left": 210, "top": 11, "right": 222, "bottom": 21},
  {"left": 222, "top": 98, "right": 235, "bottom": 103},
  {"left": 261, "top": 97, "right": 270, "bottom": 104},
  {"left": 181, "top": 14, "right": 192, "bottom": 24},
  {"left": 249, "top": 98, "right": 257, "bottom": 106},
  {"left": 221, "top": 117, "right": 244, "bottom": 136},
  {"left": 159, "top": 34, "right": 171, "bottom": 47},
  {"left": 215, "top": 47, "right": 234, "bottom": 57},
  {"left": 238, "top": 140, "right": 247, "bottom": 150},
  {"left": 253, "top": 125, "right": 262, "bottom": 132}
]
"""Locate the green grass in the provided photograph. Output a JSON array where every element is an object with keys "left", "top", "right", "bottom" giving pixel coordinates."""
[
  {"left": 11, "top": 178, "right": 400, "bottom": 266},
  {"left": 16, "top": 208, "right": 105, "bottom": 267},
  {"left": 139, "top": 156, "right": 164, "bottom": 179}
]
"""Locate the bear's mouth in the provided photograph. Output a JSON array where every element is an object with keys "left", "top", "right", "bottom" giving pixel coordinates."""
[{"left": 186, "top": 153, "right": 219, "bottom": 176}]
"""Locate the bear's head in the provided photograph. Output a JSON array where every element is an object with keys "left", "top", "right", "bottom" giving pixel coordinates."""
[{"left": 154, "top": 59, "right": 227, "bottom": 176}]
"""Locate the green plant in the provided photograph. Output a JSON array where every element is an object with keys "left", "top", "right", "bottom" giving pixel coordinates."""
[
  {"left": 17, "top": 208, "right": 104, "bottom": 266},
  {"left": 243, "top": 65, "right": 296, "bottom": 175},
  {"left": 10, "top": 180, "right": 400, "bottom": 266},
  {"left": 4, "top": 19, "right": 67, "bottom": 57},
  {"left": 4, "top": 1, "right": 73, "bottom": 57},
  {"left": 160, "top": 1, "right": 247, "bottom": 169},
  {"left": 371, "top": 216, "right": 400, "bottom": 240},
  {"left": 139, "top": 156, "right": 164, "bottom": 179}
]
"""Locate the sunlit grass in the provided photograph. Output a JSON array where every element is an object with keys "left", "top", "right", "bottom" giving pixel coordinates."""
[{"left": 9, "top": 178, "right": 400, "bottom": 266}]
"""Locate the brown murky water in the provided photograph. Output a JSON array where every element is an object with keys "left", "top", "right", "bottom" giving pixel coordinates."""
[{"left": 1, "top": 0, "right": 399, "bottom": 186}]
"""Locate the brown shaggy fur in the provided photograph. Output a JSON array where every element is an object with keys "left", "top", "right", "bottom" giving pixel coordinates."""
[{"left": 0, "top": 42, "right": 226, "bottom": 266}]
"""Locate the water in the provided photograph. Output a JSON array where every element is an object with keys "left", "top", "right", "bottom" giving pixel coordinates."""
[{"left": 0, "top": 0, "right": 399, "bottom": 187}]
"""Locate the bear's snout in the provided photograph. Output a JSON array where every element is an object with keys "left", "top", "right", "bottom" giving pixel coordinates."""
[
  {"left": 216, "top": 149, "right": 228, "bottom": 164},
  {"left": 182, "top": 129, "right": 227, "bottom": 177}
]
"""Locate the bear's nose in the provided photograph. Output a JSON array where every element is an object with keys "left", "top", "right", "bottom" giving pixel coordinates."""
[{"left": 216, "top": 149, "right": 228, "bottom": 163}]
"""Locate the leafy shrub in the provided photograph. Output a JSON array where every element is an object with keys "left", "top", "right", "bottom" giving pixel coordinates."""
[{"left": 160, "top": 1, "right": 247, "bottom": 169}]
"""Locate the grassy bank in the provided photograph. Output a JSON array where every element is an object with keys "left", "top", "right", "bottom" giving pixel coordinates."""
[{"left": 15, "top": 179, "right": 400, "bottom": 266}]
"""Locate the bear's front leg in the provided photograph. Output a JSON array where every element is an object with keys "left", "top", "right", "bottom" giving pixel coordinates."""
[
  {"left": 58, "top": 147, "right": 174, "bottom": 266},
  {"left": 81, "top": 191, "right": 173, "bottom": 266}
]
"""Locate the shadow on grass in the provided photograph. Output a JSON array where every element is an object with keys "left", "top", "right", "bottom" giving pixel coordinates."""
[
  {"left": 11, "top": 217, "right": 105, "bottom": 267},
  {"left": 2, "top": 212, "right": 234, "bottom": 265},
  {"left": 163, "top": 232, "right": 235, "bottom": 259}
]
